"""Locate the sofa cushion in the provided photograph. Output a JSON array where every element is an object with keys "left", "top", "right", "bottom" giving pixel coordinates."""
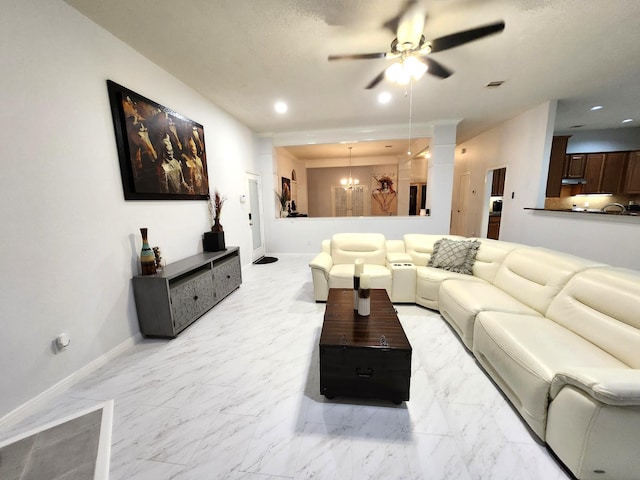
[
  {"left": 438, "top": 280, "right": 540, "bottom": 349},
  {"left": 428, "top": 238, "right": 480, "bottom": 274},
  {"left": 468, "top": 238, "right": 520, "bottom": 283},
  {"left": 328, "top": 264, "right": 392, "bottom": 295},
  {"left": 473, "top": 311, "right": 628, "bottom": 439},
  {"left": 546, "top": 267, "right": 640, "bottom": 368},
  {"left": 404, "top": 234, "right": 465, "bottom": 266},
  {"left": 415, "top": 266, "right": 485, "bottom": 310},
  {"left": 491, "top": 247, "right": 602, "bottom": 315},
  {"left": 330, "top": 233, "right": 387, "bottom": 266}
]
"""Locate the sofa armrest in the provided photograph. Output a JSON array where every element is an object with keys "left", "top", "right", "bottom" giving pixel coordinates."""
[
  {"left": 551, "top": 368, "right": 640, "bottom": 406},
  {"left": 309, "top": 252, "right": 333, "bottom": 278},
  {"left": 387, "top": 253, "right": 414, "bottom": 264}
]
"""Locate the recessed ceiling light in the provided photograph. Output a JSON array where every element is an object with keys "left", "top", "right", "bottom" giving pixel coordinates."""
[
  {"left": 274, "top": 101, "right": 288, "bottom": 114},
  {"left": 486, "top": 81, "right": 505, "bottom": 88},
  {"left": 378, "top": 92, "right": 392, "bottom": 104},
  {"left": 590, "top": 105, "right": 603, "bottom": 111},
  {"left": 622, "top": 118, "right": 634, "bottom": 123}
]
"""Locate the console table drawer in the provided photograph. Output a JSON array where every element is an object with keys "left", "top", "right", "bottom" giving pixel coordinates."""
[
  {"left": 170, "top": 269, "right": 215, "bottom": 331},
  {"left": 213, "top": 255, "right": 242, "bottom": 302}
]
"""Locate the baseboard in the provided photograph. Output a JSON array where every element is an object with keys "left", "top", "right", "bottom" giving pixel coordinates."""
[{"left": 0, "top": 333, "right": 142, "bottom": 427}]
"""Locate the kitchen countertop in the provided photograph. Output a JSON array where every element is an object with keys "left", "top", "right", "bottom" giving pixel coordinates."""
[{"left": 525, "top": 207, "right": 640, "bottom": 218}]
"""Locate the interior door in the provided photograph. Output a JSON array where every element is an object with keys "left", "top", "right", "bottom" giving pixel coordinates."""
[
  {"left": 247, "top": 173, "right": 265, "bottom": 262},
  {"left": 453, "top": 173, "right": 471, "bottom": 235}
]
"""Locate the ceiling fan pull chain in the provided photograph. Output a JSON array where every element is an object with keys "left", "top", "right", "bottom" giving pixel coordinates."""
[{"left": 407, "top": 79, "right": 413, "bottom": 156}]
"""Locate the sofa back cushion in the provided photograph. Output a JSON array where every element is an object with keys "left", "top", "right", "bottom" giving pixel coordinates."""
[
  {"left": 405, "top": 235, "right": 516, "bottom": 283},
  {"left": 547, "top": 267, "right": 640, "bottom": 368},
  {"left": 469, "top": 238, "right": 520, "bottom": 282},
  {"left": 403, "top": 234, "right": 465, "bottom": 266},
  {"left": 331, "top": 233, "right": 387, "bottom": 266},
  {"left": 492, "top": 247, "right": 601, "bottom": 315}
]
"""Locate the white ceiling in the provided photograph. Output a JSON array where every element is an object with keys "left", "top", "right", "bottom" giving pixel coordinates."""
[{"left": 65, "top": 0, "right": 640, "bottom": 151}]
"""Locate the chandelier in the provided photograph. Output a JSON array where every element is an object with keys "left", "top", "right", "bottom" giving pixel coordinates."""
[{"left": 341, "top": 146, "right": 360, "bottom": 190}]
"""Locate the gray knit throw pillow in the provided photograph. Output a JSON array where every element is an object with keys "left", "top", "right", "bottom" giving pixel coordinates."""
[{"left": 428, "top": 239, "right": 480, "bottom": 275}]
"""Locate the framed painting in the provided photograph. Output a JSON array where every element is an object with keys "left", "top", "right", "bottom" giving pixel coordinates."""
[
  {"left": 107, "top": 80, "right": 210, "bottom": 200},
  {"left": 281, "top": 177, "right": 291, "bottom": 201},
  {"left": 371, "top": 173, "right": 398, "bottom": 216}
]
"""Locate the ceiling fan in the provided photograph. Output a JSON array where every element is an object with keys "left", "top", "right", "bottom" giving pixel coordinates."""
[{"left": 328, "top": 1, "right": 505, "bottom": 89}]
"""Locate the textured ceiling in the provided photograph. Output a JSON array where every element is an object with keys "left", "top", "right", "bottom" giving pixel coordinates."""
[{"left": 65, "top": 0, "right": 640, "bottom": 150}]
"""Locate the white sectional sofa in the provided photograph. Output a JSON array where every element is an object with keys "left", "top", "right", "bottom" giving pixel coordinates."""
[{"left": 309, "top": 233, "right": 640, "bottom": 480}]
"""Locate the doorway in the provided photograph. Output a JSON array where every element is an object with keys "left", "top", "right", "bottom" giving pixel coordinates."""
[
  {"left": 409, "top": 183, "right": 427, "bottom": 215},
  {"left": 247, "top": 172, "right": 266, "bottom": 262},
  {"left": 486, "top": 167, "right": 506, "bottom": 240}
]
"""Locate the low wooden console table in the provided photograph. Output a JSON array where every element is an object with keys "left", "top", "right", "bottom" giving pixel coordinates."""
[
  {"left": 319, "top": 288, "right": 412, "bottom": 404},
  {"left": 133, "top": 248, "right": 241, "bottom": 338}
]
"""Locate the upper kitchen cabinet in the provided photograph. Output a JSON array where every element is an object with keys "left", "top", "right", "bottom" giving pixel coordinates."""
[
  {"left": 583, "top": 152, "right": 627, "bottom": 194},
  {"left": 564, "top": 154, "right": 586, "bottom": 178},
  {"left": 625, "top": 151, "right": 640, "bottom": 194},
  {"left": 546, "top": 135, "right": 571, "bottom": 197},
  {"left": 583, "top": 153, "right": 605, "bottom": 193},
  {"left": 491, "top": 167, "right": 506, "bottom": 196}
]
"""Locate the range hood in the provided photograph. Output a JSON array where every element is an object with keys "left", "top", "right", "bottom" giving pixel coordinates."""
[{"left": 561, "top": 178, "right": 587, "bottom": 185}]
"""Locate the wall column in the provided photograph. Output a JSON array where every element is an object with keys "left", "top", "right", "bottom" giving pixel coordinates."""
[{"left": 427, "top": 122, "right": 458, "bottom": 233}]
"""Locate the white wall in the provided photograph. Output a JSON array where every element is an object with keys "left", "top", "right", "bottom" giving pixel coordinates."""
[
  {"left": 454, "top": 102, "right": 640, "bottom": 270},
  {"left": 559, "top": 127, "right": 640, "bottom": 153},
  {"left": 0, "top": 0, "right": 257, "bottom": 419}
]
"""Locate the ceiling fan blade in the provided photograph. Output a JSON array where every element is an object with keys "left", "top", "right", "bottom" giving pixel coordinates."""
[
  {"left": 328, "top": 52, "right": 387, "bottom": 61},
  {"left": 423, "top": 57, "right": 452, "bottom": 79},
  {"left": 428, "top": 21, "right": 505, "bottom": 53},
  {"left": 365, "top": 70, "right": 386, "bottom": 89},
  {"left": 396, "top": 1, "right": 427, "bottom": 47},
  {"left": 383, "top": 0, "right": 418, "bottom": 35}
]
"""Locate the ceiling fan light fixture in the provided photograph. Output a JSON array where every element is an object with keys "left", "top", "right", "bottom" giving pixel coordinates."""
[
  {"left": 385, "top": 62, "right": 407, "bottom": 84},
  {"left": 404, "top": 56, "right": 428, "bottom": 80},
  {"left": 385, "top": 57, "right": 427, "bottom": 85}
]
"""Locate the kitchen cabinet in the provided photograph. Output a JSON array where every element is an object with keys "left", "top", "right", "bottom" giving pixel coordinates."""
[
  {"left": 546, "top": 136, "right": 571, "bottom": 197},
  {"left": 487, "top": 215, "right": 501, "bottom": 240},
  {"left": 583, "top": 152, "right": 627, "bottom": 194},
  {"left": 601, "top": 152, "right": 627, "bottom": 193},
  {"left": 625, "top": 151, "right": 640, "bottom": 194},
  {"left": 563, "top": 154, "right": 586, "bottom": 178},
  {"left": 583, "top": 153, "right": 605, "bottom": 193},
  {"left": 491, "top": 168, "right": 506, "bottom": 196}
]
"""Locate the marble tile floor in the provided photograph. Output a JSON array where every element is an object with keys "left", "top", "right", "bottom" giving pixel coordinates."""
[{"left": 0, "top": 254, "right": 573, "bottom": 480}]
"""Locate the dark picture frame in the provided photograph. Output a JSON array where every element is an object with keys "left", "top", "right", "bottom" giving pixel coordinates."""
[
  {"left": 107, "top": 80, "right": 210, "bottom": 200},
  {"left": 281, "top": 177, "right": 291, "bottom": 201}
]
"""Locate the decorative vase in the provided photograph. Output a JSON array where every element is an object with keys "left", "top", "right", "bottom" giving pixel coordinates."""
[
  {"left": 357, "top": 272, "right": 370, "bottom": 316},
  {"left": 139, "top": 228, "right": 157, "bottom": 275},
  {"left": 353, "top": 259, "right": 364, "bottom": 310},
  {"left": 358, "top": 288, "right": 371, "bottom": 316},
  {"left": 212, "top": 218, "right": 223, "bottom": 232}
]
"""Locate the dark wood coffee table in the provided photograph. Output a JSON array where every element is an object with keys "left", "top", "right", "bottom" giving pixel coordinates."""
[{"left": 319, "top": 288, "right": 412, "bottom": 404}]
